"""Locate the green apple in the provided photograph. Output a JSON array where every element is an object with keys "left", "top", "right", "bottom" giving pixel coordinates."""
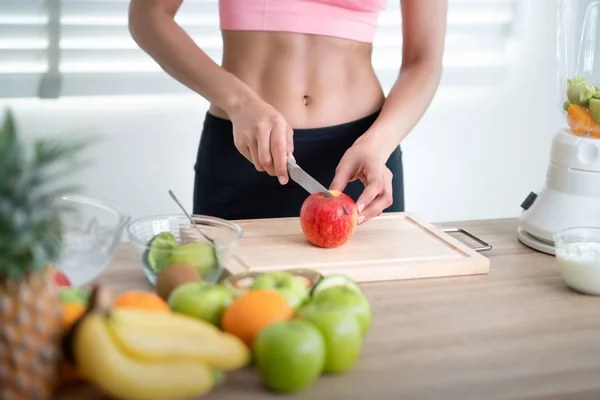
[
  {"left": 250, "top": 271, "right": 310, "bottom": 309},
  {"left": 311, "top": 274, "right": 363, "bottom": 298},
  {"left": 312, "top": 286, "right": 372, "bottom": 337},
  {"left": 169, "top": 241, "right": 217, "bottom": 276},
  {"left": 146, "top": 231, "right": 179, "bottom": 273},
  {"left": 167, "top": 281, "right": 232, "bottom": 327},
  {"left": 58, "top": 287, "right": 89, "bottom": 306},
  {"left": 296, "top": 302, "right": 362, "bottom": 374},
  {"left": 254, "top": 319, "right": 325, "bottom": 393}
]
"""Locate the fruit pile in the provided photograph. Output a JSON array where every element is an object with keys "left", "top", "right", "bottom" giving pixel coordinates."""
[
  {"left": 249, "top": 273, "right": 371, "bottom": 392},
  {"left": 146, "top": 231, "right": 217, "bottom": 278},
  {"left": 156, "top": 264, "right": 372, "bottom": 393},
  {"left": 564, "top": 77, "right": 600, "bottom": 138},
  {"left": 53, "top": 261, "right": 371, "bottom": 398},
  {"left": 56, "top": 283, "right": 249, "bottom": 399}
]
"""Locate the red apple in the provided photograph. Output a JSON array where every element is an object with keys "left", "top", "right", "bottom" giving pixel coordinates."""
[
  {"left": 299, "top": 190, "right": 358, "bottom": 248},
  {"left": 47, "top": 265, "right": 71, "bottom": 287}
]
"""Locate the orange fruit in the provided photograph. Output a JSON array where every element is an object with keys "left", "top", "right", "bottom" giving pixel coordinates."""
[
  {"left": 61, "top": 303, "right": 86, "bottom": 329},
  {"left": 221, "top": 290, "right": 293, "bottom": 348},
  {"left": 113, "top": 290, "right": 170, "bottom": 312},
  {"left": 567, "top": 103, "right": 600, "bottom": 138}
]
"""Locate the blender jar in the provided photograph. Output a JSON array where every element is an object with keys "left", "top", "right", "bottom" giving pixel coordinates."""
[
  {"left": 517, "top": 0, "right": 600, "bottom": 254},
  {"left": 559, "top": 0, "right": 600, "bottom": 138}
]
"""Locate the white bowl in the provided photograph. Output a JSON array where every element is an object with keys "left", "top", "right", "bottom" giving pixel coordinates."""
[{"left": 554, "top": 227, "right": 600, "bottom": 295}]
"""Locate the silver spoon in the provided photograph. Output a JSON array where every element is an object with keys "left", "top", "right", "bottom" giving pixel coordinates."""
[{"left": 168, "top": 190, "right": 221, "bottom": 269}]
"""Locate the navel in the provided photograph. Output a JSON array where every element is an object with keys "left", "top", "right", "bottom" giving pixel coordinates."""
[{"left": 303, "top": 95, "right": 311, "bottom": 106}]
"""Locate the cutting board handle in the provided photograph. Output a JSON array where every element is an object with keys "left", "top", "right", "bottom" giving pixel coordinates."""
[{"left": 442, "top": 228, "right": 492, "bottom": 252}]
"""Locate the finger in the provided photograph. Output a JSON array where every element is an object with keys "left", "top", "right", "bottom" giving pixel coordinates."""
[
  {"left": 356, "top": 174, "right": 384, "bottom": 214},
  {"left": 271, "top": 121, "right": 289, "bottom": 184},
  {"left": 329, "top": 159, "right": 356, "bottom": 194},
  {"left": 359, "top": 196, "right": 386, "bottom": 224},
  {"left": 286, "top": 124, "right": 294, "bottom": 156},
  {"left": 256, "top": 128, "right": 275, "bottom": 176},
  {"left": 248, "top": 138, "right": 264, "bottom": 172},
  {"left": 233, "top": 136, "right": 253, "bottom": 164},
  {"left": 239, "top": 145, "right": 253, "bottom": 164},
  {"left": 358, "top": 175, "right": 393, "bottom": 224},
  {"left": 288, "top": 151, "right": 296, "bottom": 163}
]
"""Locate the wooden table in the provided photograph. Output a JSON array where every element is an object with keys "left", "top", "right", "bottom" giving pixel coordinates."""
[{"left": 56, "top": 218, "right": 600, "bottom": 400}]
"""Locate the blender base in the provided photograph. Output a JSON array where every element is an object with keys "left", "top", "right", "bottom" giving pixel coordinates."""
[
  {"left": 516, "top": 129, "right": 600, "bottom": 255},
  {"left": 517, "top": 226, "right": 556, "bottom": 255}
]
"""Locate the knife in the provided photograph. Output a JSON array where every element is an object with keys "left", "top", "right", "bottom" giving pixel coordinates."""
[{"left": 286, "top": 157, "right": 350, "bottom": 215}]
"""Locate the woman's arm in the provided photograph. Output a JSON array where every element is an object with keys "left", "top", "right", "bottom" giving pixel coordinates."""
[
  {"left": 128, "top": 0, "right": 257, "bottom": 113},
  {"left": 128, "top": 0, "right": 293, "bottom": 183},
  {"left": 358, "top": 0, "right": 447, "bottom": 159},
  {"left": 330, "top": 0, "right": 447, "bottom": 223}
]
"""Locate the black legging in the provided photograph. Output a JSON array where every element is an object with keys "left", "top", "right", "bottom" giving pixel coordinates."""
[{"left": 192, "top": 111, "right": 405, "bottom": 220}]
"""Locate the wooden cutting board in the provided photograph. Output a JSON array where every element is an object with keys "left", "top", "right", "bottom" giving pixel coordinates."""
[{"left": 214, "top": 212, "right": 490, "bottom": 283}]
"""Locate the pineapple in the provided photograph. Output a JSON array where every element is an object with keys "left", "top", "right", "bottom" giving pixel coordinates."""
[{"left": 0, "top": 109, "right": 89, "bottom": 399}]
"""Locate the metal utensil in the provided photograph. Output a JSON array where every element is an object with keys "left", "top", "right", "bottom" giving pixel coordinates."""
[
  {"left": 168, "top": 190, "right": 221, "bottom": 265},
  {"left": 287, "top": 157, "right": 333, "bottom": 197},
  {"left": 287, "top": 157, "right": 350, "bottom": 215}
]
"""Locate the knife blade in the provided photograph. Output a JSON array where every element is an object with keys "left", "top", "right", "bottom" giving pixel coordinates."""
[
  {"left": 287, "top": 157, "right": 332, "bottom": 197},
  {"left": 286, "top": 157, "right": 350, "bottom": 215}
]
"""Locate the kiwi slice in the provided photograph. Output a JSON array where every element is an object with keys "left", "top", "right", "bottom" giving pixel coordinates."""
[
  {"left": 146, "top": 232, "right": 179, "bottom": 273},
  {"left": 311, "top": 274, "right": 363, "bottom": 297}
]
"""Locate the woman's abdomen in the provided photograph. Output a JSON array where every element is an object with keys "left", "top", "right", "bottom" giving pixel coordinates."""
[{"left": 209, "top": 31, "right": 385, "bottom": 129}]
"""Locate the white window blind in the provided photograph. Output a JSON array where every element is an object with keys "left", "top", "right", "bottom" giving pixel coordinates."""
[{"left": 0, "top": 0, "right": 527, "bottom": 99}]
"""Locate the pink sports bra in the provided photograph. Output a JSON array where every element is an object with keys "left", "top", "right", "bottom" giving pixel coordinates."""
[{"left": 219, "top": 0, "right": 387, "bottom": 44}]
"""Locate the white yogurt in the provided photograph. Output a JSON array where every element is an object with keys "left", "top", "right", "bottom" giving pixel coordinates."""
[{"left": 555, "top": 241, "right": 600, "bottom": 295}]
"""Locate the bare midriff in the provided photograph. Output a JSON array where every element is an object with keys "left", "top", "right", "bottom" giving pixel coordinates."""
[{"left": 209, "top": 30, "right": 385, "bottom": 129}]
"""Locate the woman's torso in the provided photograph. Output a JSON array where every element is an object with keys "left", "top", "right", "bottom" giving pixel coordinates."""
[{"left": 209, "top": 27, "right": 385, "bottom": 129}]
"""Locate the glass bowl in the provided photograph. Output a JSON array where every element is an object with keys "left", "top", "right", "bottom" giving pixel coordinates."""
[
  {"left": 55, "top": 194, "right": 131, "bottom": 287},
  {"left": 554, "top": 227, "right": 600, "bottom": 295},
  {"left": 127, "top": 214, "right": 243, "bottom": 285}
]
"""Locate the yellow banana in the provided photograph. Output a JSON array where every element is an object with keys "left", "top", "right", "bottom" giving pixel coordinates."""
[
  {"left": 110, "top": 308, "right": 222, "bottom": 337},
  {"left": 74, "top": 313, "right": 221, "bottom": 400},
  {"left": 107, "top": 311, "right": 250, "bottom": 371}
]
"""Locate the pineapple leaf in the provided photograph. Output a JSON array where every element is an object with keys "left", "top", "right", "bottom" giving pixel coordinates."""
[
  {"left": 34, "top": 136, "right": 90, "bottom": 167},
  {"left": 0, "top": 108, "right": 16, "bottom": 146},
  {"left": 0, "top": 108, "right": 96, "bottom": 282}
]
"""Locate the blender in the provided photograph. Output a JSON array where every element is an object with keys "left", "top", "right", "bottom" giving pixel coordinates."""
[{"left": 517, "top": 0, "right": 600, "bottom": 255}]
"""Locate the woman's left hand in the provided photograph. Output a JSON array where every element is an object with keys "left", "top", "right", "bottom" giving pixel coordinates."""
[{"left": 329, "top": 138, "right": 393, "bottom": 225}]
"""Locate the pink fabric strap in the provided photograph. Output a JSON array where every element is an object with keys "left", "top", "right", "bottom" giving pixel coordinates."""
[{"left": 219, "top": 0, "right": 382, "bottom": 43}]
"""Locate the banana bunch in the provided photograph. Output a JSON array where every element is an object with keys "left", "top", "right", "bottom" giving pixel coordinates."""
[{"left": 62, "top": 285, "right": 250, "bottom": 400}]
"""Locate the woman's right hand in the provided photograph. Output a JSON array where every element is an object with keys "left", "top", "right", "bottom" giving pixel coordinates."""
[
  {"left": 227, "top": 96, "right": 294, "bottom": 185},
  {"left": 128, "top": 1, "right": 294, "bottom": 184}
]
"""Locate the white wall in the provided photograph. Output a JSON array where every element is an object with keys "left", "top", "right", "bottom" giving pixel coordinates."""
[{"left": 0, "top": 0, "right": 563, "bottom": 226}]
